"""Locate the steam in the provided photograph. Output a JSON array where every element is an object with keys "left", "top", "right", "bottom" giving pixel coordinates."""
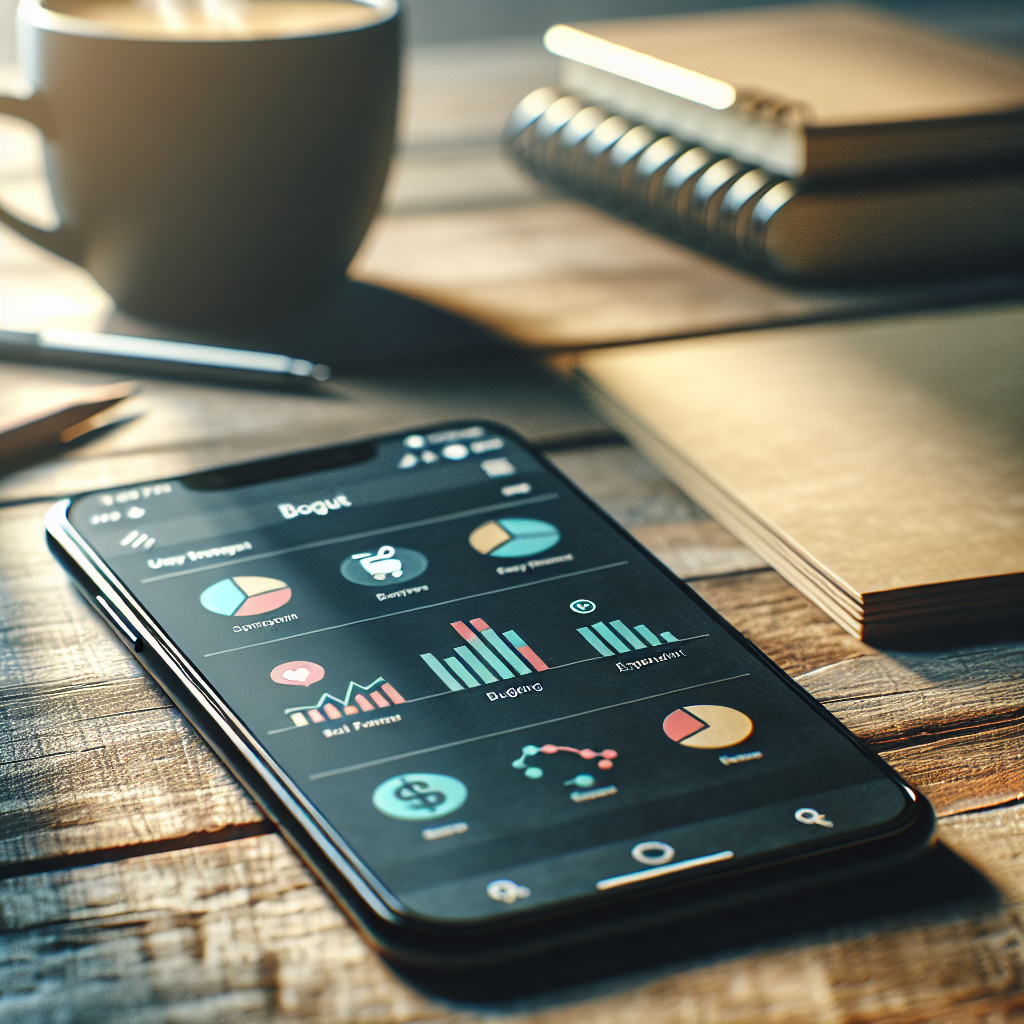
[
  {"left": 140, "top": 0, "right": 253, "bottom": 34},
  {"left": 86, "top": 0, "right": 380, "bottom": 39}
]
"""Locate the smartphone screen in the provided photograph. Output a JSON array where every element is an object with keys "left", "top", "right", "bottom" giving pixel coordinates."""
[{"left": 63, "top": 425, "right": 915, "bottom": 925}]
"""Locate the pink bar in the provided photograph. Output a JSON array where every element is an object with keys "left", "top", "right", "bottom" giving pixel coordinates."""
[
  {"left": 344, "top": 705, "right": 359, "bottom": 715},
  {"left": 324, "top": 703, "right": 342, "bottom": 719},
  {"left": 381, "top": 682, "right": 405, "bottom": 704},
  {"left": 469, "top": 617, "right": 490, "bottom": 632},
  {"left": 517, "top": 645, "right": 549, "bottom": 671},
  {"left": 355, "top": 693, "right": 374, "bottom": 712},
  {"left": 450, "top": 620, "right": 477, "bottom": 642},
  {"left": 309, "top": 709, "right": 325, "bottom": 723},
  {"left": 371, "top": 690, "right": 390, "bottom": 708}
]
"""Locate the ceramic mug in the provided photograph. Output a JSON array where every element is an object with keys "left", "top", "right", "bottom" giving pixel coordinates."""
[{"left": 0, "top": 0, "right": 399, "bottom": 327}]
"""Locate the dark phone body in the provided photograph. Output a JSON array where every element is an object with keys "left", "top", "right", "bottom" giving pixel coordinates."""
[{"left": 45, "top": 422, "right": 934, "bottom": 996}]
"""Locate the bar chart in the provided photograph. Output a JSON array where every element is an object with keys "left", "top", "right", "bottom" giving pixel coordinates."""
[
  {"left": 286, "top": 677, "right": 405, "bottom": 726},
  {"left": 421, "top": 617, "right": 549, "bottom": 691},
  {"left": 577, "top": 619, "right": 681, "bottom": 657}
]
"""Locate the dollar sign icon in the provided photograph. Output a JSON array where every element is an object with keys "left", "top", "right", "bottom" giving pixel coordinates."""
[
  {"left": 373, "top": 772, "right": 468, "bottom": 821},
  {"left": 393, "top": 778, "right": 446, "bottom": 813}
]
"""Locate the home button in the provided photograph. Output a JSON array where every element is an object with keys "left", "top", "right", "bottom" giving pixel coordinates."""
[{"left": 630, "top": 840, "right": 675, "bottom": 866}]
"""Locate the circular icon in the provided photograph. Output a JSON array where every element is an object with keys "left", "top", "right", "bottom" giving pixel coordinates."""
[
  {"left": 200, "top": 576, "right": 291, "bottom": 617},
  {"left": 441, "top": 443, "right": 470, "bottom": 460},
  {"left": 469, "top": 518, "right": 560, "bottom": 558},
  {"left": 341, "top": 545, "right": 428, "bottom": 586},
  {"left": 270, "top": 661, "right": 324, "bottom": 687},
  {"left": 662, "top": 705, "right": 754, "bottom": 750},
  {"left": 569, "top": 599, "right": 596, "bottom": 615},
  {"left": 372, "top": 773, "right": 468, "bottom": 821},
  {"left": 486, "top": 879, "right": 531, "bottom": 905},
  {"left": 631, "top": 840, "right": 675, "bottom": 866}
]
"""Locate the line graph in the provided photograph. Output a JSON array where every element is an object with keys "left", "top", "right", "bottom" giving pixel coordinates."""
[{"left": 286, "top": 677, "right": 405, "bottom": 725}]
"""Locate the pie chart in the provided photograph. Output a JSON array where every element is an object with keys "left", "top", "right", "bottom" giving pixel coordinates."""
[
  {"left": 663, "top": 705, "right": 753, "bottom": 750},
  {"left": 200, "top": 576, "right": 292, "bottom": 617},
  {"left": 469, "top": 518, "right": 560, "bottom": 558}
]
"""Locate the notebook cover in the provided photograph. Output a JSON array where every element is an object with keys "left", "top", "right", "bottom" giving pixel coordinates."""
[
  {"left": 576, "top": 303, "right": 1024, "bottom": 636},
  {"left": 554, "top": 3, "right": 1024, "bottom": 177}
]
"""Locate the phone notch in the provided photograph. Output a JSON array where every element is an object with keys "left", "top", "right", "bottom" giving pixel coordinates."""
[{"left": 180, "top": 441, "right": 376, "bottom": 491}]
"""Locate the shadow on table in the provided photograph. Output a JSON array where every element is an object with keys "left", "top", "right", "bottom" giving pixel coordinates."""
[
  {"left": 395, "top": 839, "right": 998, "bottom": 1004},
  {"left": 103, "top": 278, "right": 519, "bottom": 372},
  {"left": 877, "top": 619, "right": 1024, "bottom": 653}
]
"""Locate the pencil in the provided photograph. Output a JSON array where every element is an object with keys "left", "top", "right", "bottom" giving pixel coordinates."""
[{"left": 0, "top": 381, "right": 138, "bottom": 464}]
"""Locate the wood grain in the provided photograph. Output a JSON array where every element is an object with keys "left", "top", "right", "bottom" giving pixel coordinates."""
[
  {"left": 0, "top": 501, "right": 263, "bottom": 867},
  {"left": 810, "top": 651, "right": 1024, "bottom": 816},
  {"left": 689, "top": 570, "right": 872, "bottom": 679},
  {"left": 1, "top": 803, "right": 1022, "bottom": 1023}
]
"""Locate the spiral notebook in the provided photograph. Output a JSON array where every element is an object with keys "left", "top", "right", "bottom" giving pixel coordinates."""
[
  {"left": 506, "top": 86, "right": 1023, "bottom": 284},
  {"left": 505, "top": 3, "right": 1024, "bottom": 284}
]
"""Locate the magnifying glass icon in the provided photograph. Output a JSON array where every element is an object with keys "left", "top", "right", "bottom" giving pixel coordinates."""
[{"left": 794, "top": 807, "right": 834, "bottom": 828}]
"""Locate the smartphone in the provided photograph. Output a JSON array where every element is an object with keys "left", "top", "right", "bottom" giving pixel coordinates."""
[{"left": 46, "top": 422, "right": 933, "bottom": 992}]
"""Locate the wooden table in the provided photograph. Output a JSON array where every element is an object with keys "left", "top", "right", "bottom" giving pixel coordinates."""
[{"left": 2, "top": 31, "right": 1023, "bottom": 1024}]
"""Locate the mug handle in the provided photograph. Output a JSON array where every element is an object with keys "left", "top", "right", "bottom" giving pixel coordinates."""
[{"left": 0, "top": 92, "right": 81, "bottom": 262}]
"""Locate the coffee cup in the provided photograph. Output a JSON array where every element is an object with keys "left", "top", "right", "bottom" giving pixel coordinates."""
[{"left": 0, "top": 0, "right": 399, "bottom": 327}]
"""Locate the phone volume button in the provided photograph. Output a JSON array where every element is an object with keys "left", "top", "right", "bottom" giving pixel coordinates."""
[{"left": 95, "top": 594, "right": 145, "bottom": 653}]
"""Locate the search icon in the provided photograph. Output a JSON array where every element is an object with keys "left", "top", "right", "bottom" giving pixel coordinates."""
[{"left": 794, "top": 807, "right": 834, "bottom": 828}]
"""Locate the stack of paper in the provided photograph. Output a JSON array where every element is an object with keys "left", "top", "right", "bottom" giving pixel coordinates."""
[{"left": 577, "top": 303, "right": 1023, "bottom": 640}]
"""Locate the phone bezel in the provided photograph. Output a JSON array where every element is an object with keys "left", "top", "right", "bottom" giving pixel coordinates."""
[{"left": 45, "top": 421, "right": 934, "bottom": 956}]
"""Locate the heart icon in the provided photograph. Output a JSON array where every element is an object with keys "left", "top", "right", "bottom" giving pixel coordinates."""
[{"left": 270, "top": 661, "right": 325, "bottom": 687}]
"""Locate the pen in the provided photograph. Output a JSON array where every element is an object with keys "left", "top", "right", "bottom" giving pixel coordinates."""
[{"left": 0, "top": 328, "right": 332, "bottom": 388}]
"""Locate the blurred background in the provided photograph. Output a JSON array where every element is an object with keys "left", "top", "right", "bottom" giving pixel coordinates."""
[
  {"left": 0, "top": 0, "right": 1020, "bottom": 348},
  {"left": 1, "top": 0, "right": 1022, "bottom": 57},
  {"left": 404, "top": 0, "right": 1024, "bottom": 49}
]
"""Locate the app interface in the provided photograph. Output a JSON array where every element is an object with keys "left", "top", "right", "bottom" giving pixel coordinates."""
[{"left": 69, "top": 427, "right": 910, "bottom": 922}]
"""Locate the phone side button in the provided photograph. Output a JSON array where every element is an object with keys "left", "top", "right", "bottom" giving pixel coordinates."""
[{"left": 95, "top": 594, "right": 145, "bottom": 653}]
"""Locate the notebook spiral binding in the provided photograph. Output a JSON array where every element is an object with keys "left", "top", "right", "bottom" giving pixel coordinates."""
[
  {"left": 505, "top": 86, "right": 788, "bottom": 276},
  {"left": 503, "top": 86, "right": 1024, "bottom": 284}
]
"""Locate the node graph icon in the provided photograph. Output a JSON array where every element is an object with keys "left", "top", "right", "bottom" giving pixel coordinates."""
[{"left": 512, "top": 743, "right": 618, "bottom": 790}]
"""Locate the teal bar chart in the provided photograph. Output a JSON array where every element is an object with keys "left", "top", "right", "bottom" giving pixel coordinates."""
[
  {"left": 421, "top": 617, "right": 549, "bottom": 691},
  {"left": 577, "top": 619, "right": 681, "bottom": 657}
]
